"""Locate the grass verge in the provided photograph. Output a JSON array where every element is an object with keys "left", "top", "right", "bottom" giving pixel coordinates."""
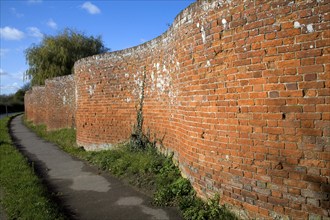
[
  {"left": 24, "top": 119, "right": 237, "bottom": 220},
  {"left": 0, "top": 115, "right": 67, "bottom": 220}
]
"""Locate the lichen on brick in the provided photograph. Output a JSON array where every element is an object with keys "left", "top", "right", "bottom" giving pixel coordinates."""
[{"left": 25, "top": 0, "right": 330, "bottom": 219}]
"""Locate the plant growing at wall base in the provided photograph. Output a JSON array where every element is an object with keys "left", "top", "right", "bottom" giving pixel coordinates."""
[
  {"left": 130, "top": 66, "right": 152, "bottom": 151},
  {"left": 25, "top": 120, "right": 237, "bottom": 220}
]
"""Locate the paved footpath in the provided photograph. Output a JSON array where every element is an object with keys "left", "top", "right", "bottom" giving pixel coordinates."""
[{"left": 10, "top": 115, "right": 182, "bottom": 220}]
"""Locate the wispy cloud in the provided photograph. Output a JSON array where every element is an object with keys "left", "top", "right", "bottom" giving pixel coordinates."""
[
  {"left": 0, "top": 83, "right": 21, "bottom": 94},
  {"left": 0, "top": 69, "right": 24, "bottom": 80},
  {"left": 0, "top": 26, "right": 24, "bottom": 40},
  {"left": 0, "top": 68, "right": 9, "bottom": 76},
  {"left": 47, "top": 19, "right": 57, "bottom": 29},
  {"left": 12, "top": 71, "right": 25, "bottom": 81},
  {"left": 140, "top": 38, "right": 146, "bottom": 43},
  {"left": 27, "top": 27, "right": 43, "bottom": 38},
  {"left": 0, "top": 68, "right": 26, "bottom": 94},
  {"left": 81, "top": 2, "right": 101, "bottom": 14},
  {"left": 0, "top": 48, "right": 10, "bottom": 57},
  {"left": 27, "top": 0, "right": 42, "bottom": 4},
  {"left": 11, "top": 8, "right": 24, "bottom": 18}
]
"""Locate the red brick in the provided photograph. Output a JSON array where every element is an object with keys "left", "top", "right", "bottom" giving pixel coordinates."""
[
  {"left": 280, "top": 105, "right": 302, "bottom": 113},
  {"left": 295, "top": 32, "right": 320, "bottom": 43},
  {"left": 297, "top": 128, "right": 322, "bottom": 136},
  {"left": 277, "top": 60, "right": 300, "bottom": 68},
  {"left": 233, "top": 59, "right": 251, "bottom": 66},
  {"left": 298, "top": 65, "right": 324, "bottom": 74},
  {"left": 280, "top": 90, "right": 304, "bottom": 97},
  {"left": 316, "top": 55, "right": 330, "bottom": 64},
  {"left": 277, "top": 29, "right": 301, "bottom": 38},
  {"left": 285, "top": 83, "right": 298, "bottom": 90},
  {"left": 280, "top": 75, "right": 303, "bottom": 83},
  {"left": 316, "top": 104, "right": 330, "bottom": 112},
  {"left": 261, "top": 39, "right": 283, "bottom": 48},
  {"left": 244, "top": 20, "right": 263, "bottom": 30},
  {"left": 24, "top": 2, "right": 330, "bottom": 219},
  {"left": 316, "top": 39, "right": 330, "bottom": 48},
  {"left": 301, "top": 57, "right": 315, "bottom": 66},
  {"left": 268, "top": 91, "right": 279, "bottom": 98},
  {"left": 263, "top": 127, "right": 283, "bottom": 135},
  {"left": 318, "top": 88, "right": 330, "bottom": 97},
  {"left": 296, "top": 49, "right": 322, "bottom": 59},
  {"left": 299, "top": 81, "right": 325, "bottom": 89},
  {"left": 304, "top": 73, "right": 317, "bottom": 81},
  {"left": 268, "top": 196, "right": 289, "bottom": 206},
  {"left": 288, "top": 187, "right": 301, "bottom": 195}
]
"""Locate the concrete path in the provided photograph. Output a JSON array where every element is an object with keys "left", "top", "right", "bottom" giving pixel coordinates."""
[{"left": 10, "top": 115, "right": 181, "bottom": 220}]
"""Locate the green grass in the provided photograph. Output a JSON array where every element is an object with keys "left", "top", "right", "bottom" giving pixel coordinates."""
[
  {"left": 24, "top": 119, "right": 237, "bottom": 220},
  {"left": 0, "top": 115, "right": 67, "bottom": 220}
]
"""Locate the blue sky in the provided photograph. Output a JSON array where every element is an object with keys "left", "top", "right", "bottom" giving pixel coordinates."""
[{"left": 0, "top": 0, "right": 194, "bottom": 95}]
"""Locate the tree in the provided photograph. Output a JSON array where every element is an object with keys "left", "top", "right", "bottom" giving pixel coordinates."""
[
  {"left": 13, "top": 83, "right": 30, "bottom": 104},
  {"left": 0, "top": 83, "right": 30, "bottom": 114},
  {"left": 25, "top": 29, "right": 109, "bottom": 85}
]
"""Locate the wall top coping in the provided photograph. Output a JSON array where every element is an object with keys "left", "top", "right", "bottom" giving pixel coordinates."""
[
  {"left": 45, "top": 74, "right": 75, "bottom": 85},
  {"left": 74, "top": 0, "right": 235, "bottom": 67}
]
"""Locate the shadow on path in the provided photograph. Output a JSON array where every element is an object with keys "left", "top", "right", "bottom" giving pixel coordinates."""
[{"left": 10, "top": 115, "right": 181, "bottom": 220}]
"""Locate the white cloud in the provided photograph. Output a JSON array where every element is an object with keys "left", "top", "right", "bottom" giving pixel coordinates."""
[
  {"left": 0, "top": 69, "right": 25, "bottom": 94},
  {"left": 0, "top": 83, "right": 21, "bottom": 94},
  {"left": 0, "top": 48, "right": 10, "bottom": 57},
  {"left": 27, "top": 27, "right": 43, "bottom": 38},
  {"left": 0, "top": 69, "right": 24, "bottom": 80},
  {"left": 11, "top": 8, "right": 24, "bottom": 18},
  {"left": 0, "top": 68, "right": 8, "bottom": 76},
  {"left": 81, "top": 2, "right": 101, "bottom": 14},
  {"left": 47, "top": 19, "right": 57, "bottom": 29},
  {"left": 12, "top": 71, "right": 25, "bottom": 81},
  {"left": 0, "top": 26, "right": 24, "bottom": 40}
]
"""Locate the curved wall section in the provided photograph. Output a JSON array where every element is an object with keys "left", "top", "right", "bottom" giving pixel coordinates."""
[
  {"left": 25, "top": 75, "right": 76, "bottom": 130},
  {"left": 45, "top": 75, "right": 76, "bottom": 130},
  {"left": 31, "top": 86, "right": 47, "bottom": 125},
  {"left": 24, "top": 90, "right": 34, "bottom": 121},
  {"left": 29, "top": 0, "right": 330, "bottom": 219}
]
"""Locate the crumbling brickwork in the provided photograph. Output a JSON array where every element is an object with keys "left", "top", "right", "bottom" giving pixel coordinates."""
[{"left": 26, "top": 0, "right": 330, "bottom": 219}]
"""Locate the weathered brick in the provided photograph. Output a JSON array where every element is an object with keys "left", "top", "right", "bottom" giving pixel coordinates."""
[
  {"left": 286, "top": 83, "right": 298, "bottom": 90},
  {"left": 24, "top": 1, "right": 330, "bottom": 219},
  {"left": 277, "top": 60, "right": 300, "bottom": 68},
  {"left": 298, "top": 65, "right": 324, "bottom": 74},
  {"left": 295, "top": 32, "right": 320, "bottom": 43},
  {"left": 296, "top": 50, "right": 322, "bottom": 59}
]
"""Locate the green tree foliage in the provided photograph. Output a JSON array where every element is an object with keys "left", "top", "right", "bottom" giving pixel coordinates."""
[{"left": 25, "top": 29, "right": 109, "bottom": 85}]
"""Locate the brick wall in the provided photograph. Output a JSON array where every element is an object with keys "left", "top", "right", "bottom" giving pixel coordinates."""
[
  {"left": 29, "top": 86, "right": 47, "bottom": 125},
  {"left": 27, "top": 0, "right": 330, "bottom": 219},
  {"left": 25, "top": 75, "right": 75, "bottom": 130},
  {"left": 24, "top": 89, "right": 33, "bottom": 121},
  {"left": 45, "top": 75, "right": 76, "bottom": 130}
]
